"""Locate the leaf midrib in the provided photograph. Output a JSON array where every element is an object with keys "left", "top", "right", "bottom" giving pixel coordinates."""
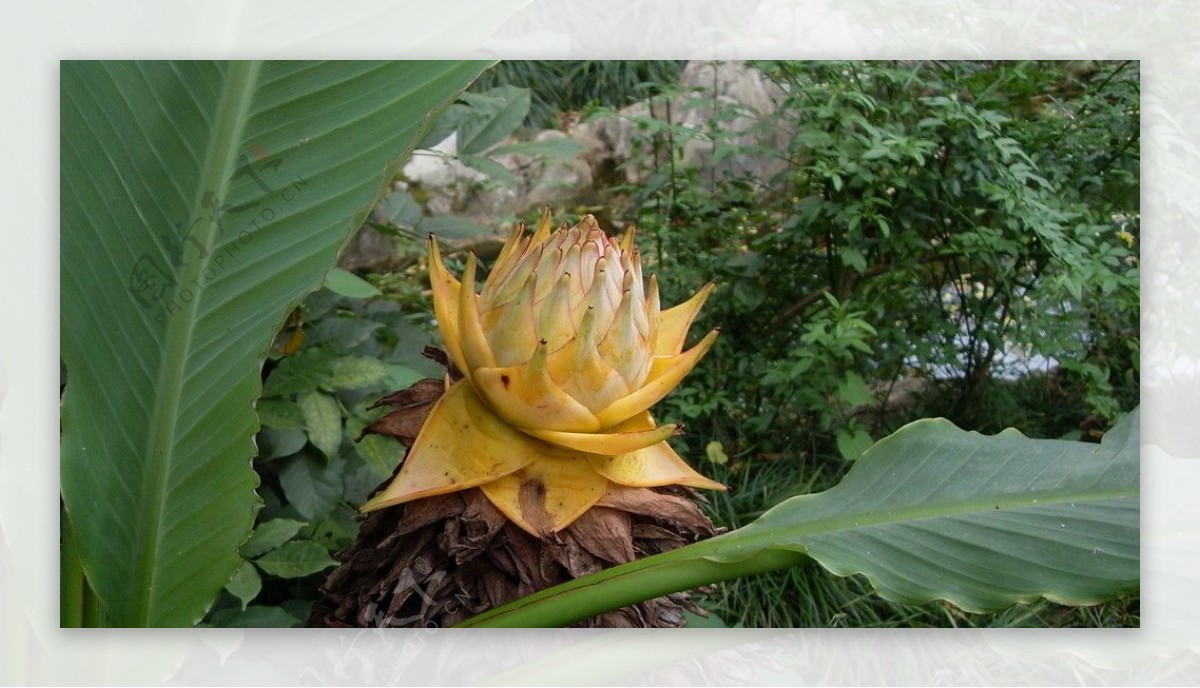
[
  {"left": 700, "top": 482, "right": 1137, "bottom": 563},
  {"left": 137, "top": 60, "right": 263, "bottom": 625}
]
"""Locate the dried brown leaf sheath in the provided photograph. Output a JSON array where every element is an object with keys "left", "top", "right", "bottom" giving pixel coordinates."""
[{"left": 309, "top": 375, "right": 717, "bottom": 628}]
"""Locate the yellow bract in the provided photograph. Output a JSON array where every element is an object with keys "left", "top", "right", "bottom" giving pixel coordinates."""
[{"left": 361, "top": 211, "right": 724, "bottom": 537}]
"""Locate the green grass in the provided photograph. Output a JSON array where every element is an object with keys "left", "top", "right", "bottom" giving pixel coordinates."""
[{"left": 696, "top": 565, "right": 1139, "bottom": 628}]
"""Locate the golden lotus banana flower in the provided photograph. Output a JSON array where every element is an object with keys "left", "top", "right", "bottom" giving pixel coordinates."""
[{"left": 361, "top": 211, "right": 724, "bottom": 536}]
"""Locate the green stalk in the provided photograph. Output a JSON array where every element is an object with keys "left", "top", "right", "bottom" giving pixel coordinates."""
[
  {"left": 455, "top": 536, "right": 808, "bottom": 628},
  {"left": 61, "top": 511, "right": 105, "bottom": 627},
  {"left": 60, "top": 513, "right": 84, "bottom": 628}
]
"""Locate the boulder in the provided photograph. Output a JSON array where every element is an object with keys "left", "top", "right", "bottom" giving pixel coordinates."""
[
  {"left": 572, "top": 60, "right": 791, "bottom": 188},
  {"left": 675, "top": 60, "right": 790, "bottom": 183},
  {"left": 402, "top": 133, "right": 512, "bottom": 220},
  {"left": 402, "top": 130, "right": 592, "bottom": 228},
  {"left": 341, "top": 61, "right": 795, "bottom": 272}
]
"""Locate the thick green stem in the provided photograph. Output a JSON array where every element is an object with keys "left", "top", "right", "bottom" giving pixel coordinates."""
[{"left": 456, "top": 540, "right": 808, "bottom": 628}]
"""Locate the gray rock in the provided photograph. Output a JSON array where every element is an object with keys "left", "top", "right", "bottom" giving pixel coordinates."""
[
  {"left": 343, "top": 61, "right": 796, "bottom": 273},
  {"left": 675, "top": 60, "right": 790, "bottom": 183},
  {"left": 572, "top": 60, "right": 791, "bottom": 187}
]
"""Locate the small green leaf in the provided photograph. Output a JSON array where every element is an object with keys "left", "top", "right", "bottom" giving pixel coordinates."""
[
  {"left": 324, "top": 267, "right": 382, "bottom": 299},
  {"left": 490, "top": 137, "right": 584, "bottom": 158},
  {"left": 257, "top": 398, "right": 305, "bottom": 429},
  {"left": 280, "top": 599, "right": 316, "bottom": 624},
  {"left": 705, "top": 440, "right": 729, "bottom": 465},
  {"left": 796, "top": 130, "right": 834, "bottom": 148},
  {"left": 255, "top": 541, "right": 340, "bottom": 579},
  {"left": 732, "top": 281, "right": 764, "bottom": 309},
  {"left": 224, "top": 561, "right": 262, "bottom": 610},
  {"left": 460, "top": 154, "right": 519, "bottom": 187},
  {"left": 345, "top": 410, "right": 371, "bottom": 441},
  {"left": 417, "top": 103, "right": 468, "bottom": 150},
  {"left": 1062, "top": 273, "right": 1084, "bottom": 300},
  {"left": 278, "top": 453, "right": 344, "bottom": 521},
  {"left": 265, "top": 348, "right": 338, "bottom": 397},
  {"left": 240, "top": 518, "right": 308, "bottom": 558},
  {"left": 356, "top": 434, "right": 406, "bottom": 477},
  {"left": 258, "top": 427, "right": 308, "bottom": 460},
  {"left": 342, "top": 461, "right": 383, "bottom": 506},
  {"left": 309, "top": 317, "right": 383, "bottom": 351},
  {"left": 377, "top": 188, "right": 424, "bottom": 228},
  {"left": 862, "top": 146, "right": 887, "bottom": 160},
  {"left": 457, "top": 85, "right": 532, "bottom": 155},
  {"left": 683, "top": 610, "right": 729, "bottom": 628},
  {"left": 309, "top": 512, "right": 358, "bottom": 552},
  {"left": 386, "top": 363, "right": 425, "bottom": 390},
  {"left": 835, "top": 426, "right": 874, "bottom": 461},
  {"left": 325, "top": 356, "right": 389, "bottom": 391},
  {"left": 421, "top": 215, "right": 493, "bottom": 240},
  {"left": 981, "top": 110, "right": 1012, "bottom": 125},
  {"left": 836, "top": 372, "right": 873, "bottom": 407},
  {"left": 875, "top": 216, "right": 891, "bottom": 238},
  {"left": 299, "top": 391, "right": 343, "bottom": 459},
  {"left": 210, "top": 605, "right": 301, "bottom": 628},
  {"left": 839, "top": 247, "right": 868, "bottom": 273}
]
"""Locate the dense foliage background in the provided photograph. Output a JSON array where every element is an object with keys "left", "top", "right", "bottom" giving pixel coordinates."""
[{"left": 213, "top": 60, "right": 1139, "bottom": 628}]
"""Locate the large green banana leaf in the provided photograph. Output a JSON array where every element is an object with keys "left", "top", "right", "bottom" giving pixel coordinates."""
[
  {"left": 460, "top": 409, "right": 1139, "bottom": 627},
  {"left": 60, "top": 60, "right": 488, "bottom": 627}
]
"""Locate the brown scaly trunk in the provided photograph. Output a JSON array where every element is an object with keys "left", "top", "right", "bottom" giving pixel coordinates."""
[{"left": 308, "top": 354, "right": 718, "bottom": 628}]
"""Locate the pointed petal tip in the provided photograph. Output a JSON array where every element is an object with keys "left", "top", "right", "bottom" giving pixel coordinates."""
[
  {"left": 619, "top": 224, "right": 637, "bottom": 252},
  {"left": 358, "top": 494, "right": 390, "bottom": 513},
  {"left": 357, "top": 381, "right": 541, "bottom": 515},
  {"left": 686, "top": 476, "right": 728, "bottom": 491},
  {"left": 357, "top": 483, "right": 426, "bottom": 513},
  {"left": 588, "top": 439, "right": 727, "bottom": 492},
  {"left": 458, "top": 252, "right": 497, "bottom": 371},
  {"left": 358, "top": 481, "right": 469, "bottom": 513},
  {"left": 656, "top": 283, "right": 717, "bottom": 356}
]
